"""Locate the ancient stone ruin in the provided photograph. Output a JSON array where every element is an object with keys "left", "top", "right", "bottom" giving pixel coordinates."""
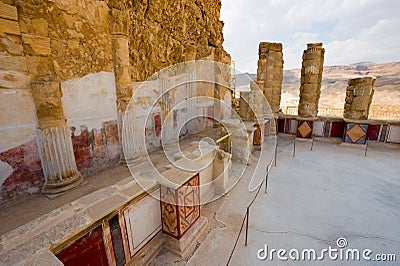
[
  {"left": 343, "top": 77, "right": 375, "bottom": 120},
  {"left": 0, "top": 0, "right": 399, "bottom": 265},
  {"left": 256, "top": 42, "right": 284, "bottom": 113},
  {"left": 298, "top": 43, "right": 325, "bottom": 118}
]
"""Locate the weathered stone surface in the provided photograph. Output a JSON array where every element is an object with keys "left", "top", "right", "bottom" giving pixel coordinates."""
[
  {"left": 31, "top": 81, "right": 65, "bottom": 129},
  {"left": 298, "top": 43, "right": 325, "bottom": 117},
  {"left": 31, "top": 18, "right": 48, "bottom": 36},
  {"left": 0, "top": 56, "right": 27, "bottom": 72},
  {"left": 0, "top": 2, "right": 18, "bottom": 21},
  {"left": 0, "top": 71, "right": 30, "bottom": 89},
  {"left": 343, "top": 77, "right": 375, "bottom": 120},
  {"left": 25, "top": 56, "right": 54, "bottom": 80},
  {"left": 22, "top": 34, "right": 51, "bottom": 55},
  {"left": 0, "top": 18, "right": 20, "bottom": 35},
  {"left": 126, "top": 0, "right": 226, "bottom": 81},
  {"left": 0, "top": 33, "right": 24, "bottom": 55},
  {"left": 109, "top": 8, "right": 130, "bottom": 36},
  {"left": 256, "top": 42, "right": 283, "bottom": 113}
]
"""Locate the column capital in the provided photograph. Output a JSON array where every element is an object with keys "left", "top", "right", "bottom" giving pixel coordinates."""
[{"left": 31, "top": 81, "right": 66, "bottom": 129}]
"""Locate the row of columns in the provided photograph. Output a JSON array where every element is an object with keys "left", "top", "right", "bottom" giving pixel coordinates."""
[
  {"left": 30, "top": 7, "right": 231, "bottom": 194},
  {"left": 29, "top": 8, "right": 138, "bottom": 194},
  {"left": 255, "top": 42, "right": 375, "bottom": 121}
]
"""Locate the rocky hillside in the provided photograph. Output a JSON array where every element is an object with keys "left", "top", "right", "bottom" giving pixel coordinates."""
[{"left": 237, "top": 62, "right": 400, "bottom": 118}]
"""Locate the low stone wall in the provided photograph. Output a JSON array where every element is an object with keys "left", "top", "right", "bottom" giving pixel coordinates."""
[{"left": 277, "top": 115, "right": 400, "bottom": 144}]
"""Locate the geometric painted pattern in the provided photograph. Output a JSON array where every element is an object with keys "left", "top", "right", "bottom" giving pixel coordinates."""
[
  {"left": 345, "top": 124, "right": 367, "bottom": 144},
  {"left": 161, "top": 174, "right": 200, "bottom": 240},
  {"left": 380, "top": 125, "right": 388, "bottom": 142},
  {"left": 297, "top": 121, "right": 313, "bottom": 139}
]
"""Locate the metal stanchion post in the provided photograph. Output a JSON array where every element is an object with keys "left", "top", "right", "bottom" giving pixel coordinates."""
[
  {"left": 364, "top": 138, "right": 369, "bottom": 157},
  {"left": 274, "top": 142, "right": 277, "bottom": 167},
  {"left": 265, "top": 171, "right": 269, "bottom": 194},
  {"left": 311, "top": 135, "right": 314, "bottom": 151},
  {"left": 293, "top": 138, "right": 296, "bottom": 157},
  {"left": 245, "top": 207, "right": 249, "bottom": 246}
]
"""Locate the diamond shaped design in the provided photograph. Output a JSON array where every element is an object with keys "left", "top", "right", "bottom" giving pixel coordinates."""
[
  {"left": 347, "top": 124, "right": 366, "bottom": 143},
  {"left": 298, "top": 121, "right": 312, "bottom": 138}
]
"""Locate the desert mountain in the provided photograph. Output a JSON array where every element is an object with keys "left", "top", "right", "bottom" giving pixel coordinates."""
[{"left": 236, "top": 62, "right": 400, "bottom": 119}]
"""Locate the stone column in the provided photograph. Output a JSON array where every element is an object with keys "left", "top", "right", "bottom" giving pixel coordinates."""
[
  {"left": 298, "top": 43, "right": 325, "bottom": 117},
  {"left": 343, "top": 77, "right": 375, "bottom": 120},
  {"left": 110, "top": 9, "right": 142, "bottom": 165},
  {"left": 257, "top": 42, "right": 283, "bottom": 113},
  {"left": 31, "top": 82, "right": 83, "bottom": 194}
]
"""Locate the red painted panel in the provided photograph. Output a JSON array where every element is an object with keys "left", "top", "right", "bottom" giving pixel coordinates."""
[
  {"left": 0, "top": 140, "right": 44, "bottom": 204},
  {"left": 278, "top": 119, "right": 285, "bottom": 133},
  {"left": 330, "top": 122, "right": 345, "bottom": 138},
  {"left": 92, "top": 128, "right": 105, "bottom": 159},
  {"left": 56, "top": 226, "right": 109, "bottom": 266},
  {"left": 104, "top": 120, "right": 120, "bottom": 161},
  {"left": 366, "top": 125, "right": 380, "bottom": 141},
  {"left": 71, "top": 126, "right": 92, "bottom": 171},
  {"left": 154, "top": 114, "right": 162, "bottom": 137}
]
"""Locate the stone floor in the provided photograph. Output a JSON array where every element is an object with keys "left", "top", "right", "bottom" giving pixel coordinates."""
[{"left": 153, "top": 136, "right": 400, "bottom": 265}]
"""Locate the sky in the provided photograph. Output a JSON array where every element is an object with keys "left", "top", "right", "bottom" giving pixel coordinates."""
[{"left": 220, "top": 0, "right": 400, "bottom": 73}]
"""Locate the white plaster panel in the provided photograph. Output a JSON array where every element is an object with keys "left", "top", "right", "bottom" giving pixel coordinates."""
[
  {"left": 313, "top": 121, "right": 324, "bottom": 137},
  {"left": 124, "top": 190, "right": 161, "bottom": 256},
  {"left": 0, "top": 89, "right": 36, "bottom": 152},
  {"left": 387, "top": 126, "right": 400, "bottom": 143},
  {"left": 61, "top": 72, "right": 117, "bottom": 134},
  {"left": 290, "top": 120, "right": 298, "bottom": 135}
]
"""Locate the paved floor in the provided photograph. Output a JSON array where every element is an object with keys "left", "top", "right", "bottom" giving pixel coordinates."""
[{"left": 156, "top": 136, "right": 400, "bottom": 265}]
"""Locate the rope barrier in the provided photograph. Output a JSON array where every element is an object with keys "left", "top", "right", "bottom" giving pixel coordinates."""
[{"left": 226, "top": 159, "right": 272, "bottom": 265}]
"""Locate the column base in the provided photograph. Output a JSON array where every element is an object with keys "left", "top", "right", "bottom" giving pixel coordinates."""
[
  {"left": 163, "top": 216, "right": 208, "bottom": 258},
  {"left": 42, "top": 172, "right": 84, "bottom": 194},
  {"left": 120, "top": 154, "right": 145, "bottom": 167}
]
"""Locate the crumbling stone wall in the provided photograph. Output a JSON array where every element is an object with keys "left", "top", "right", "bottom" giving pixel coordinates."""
[
  {"left": 0, "top": 0, "right": 228, "bottom": 205},
  {"left": 107, "top": 0, "right": 226, "bottom": 81},
  {"left": 298, "top": 43, "right": 325, "bottom": 117},
  {"left": 343, "top": 77, "right": 375, "bottom": 120}
]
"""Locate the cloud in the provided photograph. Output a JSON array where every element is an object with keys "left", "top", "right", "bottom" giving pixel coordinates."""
[{"left": 221, "top": 0, "right": 400, "bottom": 72}]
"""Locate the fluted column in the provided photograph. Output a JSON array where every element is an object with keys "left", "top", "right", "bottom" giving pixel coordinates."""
[
  {"left": 298, "top": 43, "right": 325, "bottom": 117},
  {"left": 31, "top": 82, "right": 83, "bottom": 194},
  {"left": 343, "top": 77, "right": 375, "bottom": 120},
  {"left": 110, "top": 8, "right": 143, "bottom": 165}
]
